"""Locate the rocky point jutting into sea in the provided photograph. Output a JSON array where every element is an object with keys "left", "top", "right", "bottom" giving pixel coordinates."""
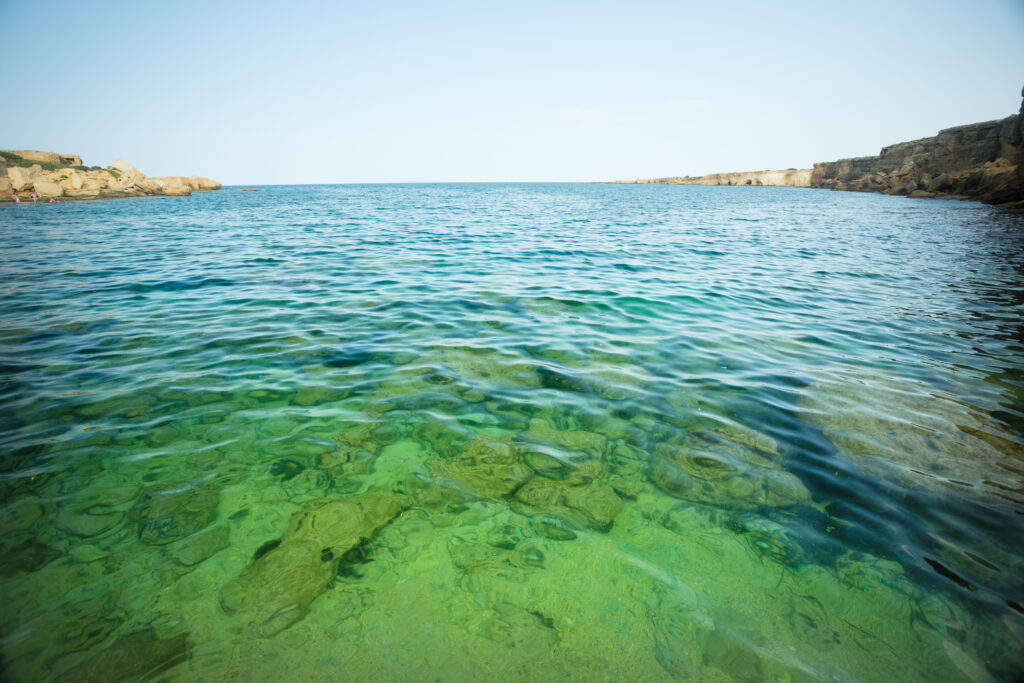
[
  {"left": 613, "top": 87, "right": 1024, "bottom": 208},
  {"left": 0, "top": 149, "right": 220, "bottom": 202}
]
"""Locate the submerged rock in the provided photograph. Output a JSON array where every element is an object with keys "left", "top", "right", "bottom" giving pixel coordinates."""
[
  {"left": 471, "top": 601, "right": 560, "bottom": 652},
  {"left": 647, "top": 429, "right": 810, "bottom": 509},
  {"left": 537, "top": 366, "right": 590, "bottom": 394},
  {"left": 10, "top": 592, "right": 123, "bottom": 680},
  {"left": 53, "top": 628, "right": 189, "bottom": 683},
  {"left": 533, "top": 516, "right": 578, "bottom": 541},
  {"left": 412, "top": 419, "right": 470, "bottom": 460},
  {"left": 269, "top": 458, "right": 305, "bottom": 480},
  {"left": 0, "top": 501, "right": 43, "bottom": 534},
  {"left": 513, "top": 478, "right": 623, "bottom": 530},
  {"left": 800, "top": 375, "right": 1024, "bottom": 506},
  {"left": 426, "top": 437, "right": 533, "bottom": 500},
  {"left": 56, "top": 505, "right": 124, "bottom": 538},
  {"left": 740, "top": 518, "right": 804, "bottom": 567},
  {"left": 521, "top": 448, "right": 572, "bottom": 480},
  {"left": 131, "top": 486, "right": 219, "bottom": 545},
  {"left": 220, "top": 490, "right": 408, "bottom": 637},
  {"left": 525, "top": 417, "right": 607, "bottom": 458},
  {"left": 0, "top": 538, "right": 62, "bottom": 575},
  {"left": 834, "top": 551, "right": 916, "bottom": 594},
  {"left": 169, "top": 525, "right": 230, "bottom": 566},
  {"left": 449, "top": 539, "right": 536, "bottom": 584}
]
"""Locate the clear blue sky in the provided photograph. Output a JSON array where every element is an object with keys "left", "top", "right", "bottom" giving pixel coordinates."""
[{"left": 2, "top": 0, "right": 1022, "bottom": 184}]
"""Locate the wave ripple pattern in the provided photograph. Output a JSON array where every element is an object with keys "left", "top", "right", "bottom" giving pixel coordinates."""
[{"left": 1, "top": 184, "right": 1023, "bottom": 681}]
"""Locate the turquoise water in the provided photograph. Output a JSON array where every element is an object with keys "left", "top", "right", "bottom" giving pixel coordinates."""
[{"left": 1, "top": 183, "right": 1022, "bottom": 681}]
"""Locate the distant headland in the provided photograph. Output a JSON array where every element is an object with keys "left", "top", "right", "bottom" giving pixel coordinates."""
[
  {"left": 608, "top": 88, "right": 1024, "bottom": 209},
  {"left": 0, "top": 150, "right": 221, "bottom": 203}
]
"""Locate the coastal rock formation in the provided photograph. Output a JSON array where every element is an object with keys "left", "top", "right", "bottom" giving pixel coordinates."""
[
  {"left": 620, "top": 169, "right": 812, "bottom": 187},
  {"left": 810, "top": 93, "right": 1024, "bottom": 206},
  {"left": 687, "top": 169, "right": 811, "bottom": 187},
  {"left": 6, "top": 150, "right": 82, "bottom": 166},
  {"left": 614, "top": 86, "right": 1024, "bottom": 207},
  {"left": 0, "top": 149, "right": 221, "bottom": 202}
]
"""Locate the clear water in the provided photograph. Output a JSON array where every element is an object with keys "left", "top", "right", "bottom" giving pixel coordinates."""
[{"left": 1, "top": 184, "right": 1023, "bottom": 681}]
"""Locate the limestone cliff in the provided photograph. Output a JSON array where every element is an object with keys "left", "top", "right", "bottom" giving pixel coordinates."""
[
  {"left": 613, "top": 87, "right": 1024, "bottom": 207},
  {"left": 614, "top": 169, "right": 811, "bottom": 187},
  {"left": 0, "top": 151, "right": 221, "bottom": 202},
  {"left": 810, "top": 91, "right": 1023, "bottom": 206}
]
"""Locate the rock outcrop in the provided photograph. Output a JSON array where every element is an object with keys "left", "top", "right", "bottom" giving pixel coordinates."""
[
  {"left": 616, "top": 169, "right": 811, "bottom": 187},
  {"left": 612, "top": 86, "right": 1024, "bottom": 207},
  {"left": 6, "top": 150, "right": 82, "bottom": 166},
  {"left": 0, "top": 150, "right": 221, "bottom": 202},
  {"left": 810, "top": 93, "right": 1024, "bottom": 206}
]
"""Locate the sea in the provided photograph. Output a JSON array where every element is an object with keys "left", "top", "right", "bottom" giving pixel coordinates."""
[{"left": 1, "top": 183, "right": 1022, "bottom": 681}]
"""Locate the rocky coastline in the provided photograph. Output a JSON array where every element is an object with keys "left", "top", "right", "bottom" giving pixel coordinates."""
[
  {"left": 612, "top": 87, "right": 1024, "bottom": 208},
  {"left": 612, "top": 169, "right": 812, "bottom": 188},
  {"left": 0, "top": 150, "right": 221, "bottom": 203}
]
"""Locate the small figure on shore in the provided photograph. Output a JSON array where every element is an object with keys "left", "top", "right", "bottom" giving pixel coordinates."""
[
  {"left": 48, "top": 197, "right": 55, "bottom": 203},
  {"left": 31, "top": 191, "right": 38, "bottom": 203},
  {"left": 13, "top": 194, "right": 20, "bottom": 203}
]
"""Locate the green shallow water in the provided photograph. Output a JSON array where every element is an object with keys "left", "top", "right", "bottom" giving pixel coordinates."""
[{"left": 1, "top": 183, "right": 1023, "bottom": 681}]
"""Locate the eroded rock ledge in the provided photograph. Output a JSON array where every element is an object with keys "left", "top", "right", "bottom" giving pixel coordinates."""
[
  {"left": 0, "top": 150, "right": 221, "bottom": 202},
  {"left": 612, "top": 87, "right": 1024, "bottom": 208}
]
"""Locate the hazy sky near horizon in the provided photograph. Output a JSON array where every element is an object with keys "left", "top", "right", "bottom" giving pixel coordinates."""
[{"left": 2, "top": 1, "right": 1023, "bottom": 184}]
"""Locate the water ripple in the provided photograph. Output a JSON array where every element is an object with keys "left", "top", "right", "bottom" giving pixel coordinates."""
[{"left": 1, "top": 185, "right": 1023, "bottom": 680}]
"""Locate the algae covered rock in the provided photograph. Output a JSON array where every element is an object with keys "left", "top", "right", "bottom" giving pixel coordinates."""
[
  {"left": 53, "top": 628, "right": 190, "bottom": 683},
  {"left": 426, "top": 437, "right": 533, "bottom": 500},
  {"left": 220, "top": 490, "right": 408, "bottom": 637},
  {"left": 8, "top": 591, "right": 124, "bottom": 680},
  {"left": 521, "top": 447, "right": 573, "bottom": 480},
  {"left": 56, "top": 505, "right": 125, "bottom": 538},
  {"left": 169, "top": 524, "right": 230, "bottom": 566},
  {"left": 1, "top": 538, "right": 63, "bottom": 575},
  {"left": 471, "top": 601, "right": 560, "bottom": 652},
  {"left": 131, "top": 486, "right": 219, "bottom": 545},
  {"left": 738, "top": 518, "right": 805, "bottom": 567},
  {"left": 221, "top": 538, "right": 333, "bottom": 637},
  {"left": 647, "top": 428, "right": 810, "bottom": 509},
  {"left": 441, "top": 509, "right": 550, "bottom": 588},
  {"left": 525, "top": 417, "right": 607, "bottom": 457},
  {"left": 533, "top": 516, "right": 578, "bottom": 541},
  {"left": 450, "top": 540, "right": 533, "bottom": 584},
  {"left": 799, "top": 373, "right": 1024, "bottom": 505},
  {"left": 514, "top": 478, "right": 623, "bottom": 530}
]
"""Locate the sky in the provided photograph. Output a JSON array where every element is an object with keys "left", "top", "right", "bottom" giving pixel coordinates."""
[{"left": 1, "top": 0, "right": 1023, "bottom": 184}]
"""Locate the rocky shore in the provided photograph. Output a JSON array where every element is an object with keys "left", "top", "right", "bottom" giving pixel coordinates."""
[
  {"left": 612, "top": 87, "right": 1024, "bottom": 208},
  {"left": 613, "top": 169, "right": 812, "bottom": 188},
  {"left": 0, "top": 150, "right": 221, "bottom": 202}
]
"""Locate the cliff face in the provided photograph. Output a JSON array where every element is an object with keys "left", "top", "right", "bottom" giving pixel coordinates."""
[
  {"left": 614, "top": 169, "right": 812, "bottom": 187},
  {"left": 684, "top": 169, "right": 811, "bottom": 187},
  {"left": 810, "top": 93, "right": 1023, "bottom": 205},
  {"left": 612, "top": 87, "right": 1024, "bottom": 207},
  {"left": 0, "top": 151, "right": 221, "bottom": 202}
]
